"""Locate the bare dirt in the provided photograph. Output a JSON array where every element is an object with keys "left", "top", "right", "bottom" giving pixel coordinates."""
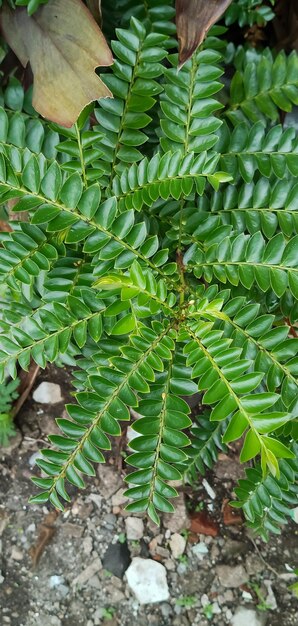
[{"left": 0, "top": 365, "right": 297, "bottom": 626}]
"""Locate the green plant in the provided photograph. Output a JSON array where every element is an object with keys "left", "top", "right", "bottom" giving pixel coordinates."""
[
  {"left": 225, "top": 0, "right": 276, "bottom": 27},
  {"left": 289, "top": 568, "right": 298, "bottom": 598},
  {"left": 0, "top": 377, "right": 19, "bottom": 446},
  {"left": 177, "top": 554, "right": 189, "bottom": 566},
  {"left": 203, "top": 603, "right": 214, "bottom": 620},
  {"left": 249, "top": 581, "right": 272, "bottom": 611},
  {"left": 101, "top": 607, "right": 116, "bottom": 620},
  {"left": 0, "top": 0, "right": 297, "bottom": 539},
  {"left": 175, "top": 595, "right": 197, "bottom": 608}
]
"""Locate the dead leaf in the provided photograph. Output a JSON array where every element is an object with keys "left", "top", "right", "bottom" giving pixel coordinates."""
[
  {"left": 29, "top": 510, "right": 58, "bottom": 567},
  {"left": 222, "top": 498, "right": 243, "bottom": 526},
  {"left": 176, "top": 0, "right": 233, "bottom": 66},
  {"left": 1, "top": 0, "right": 113, "bottom": 127},
  {"left": 7, "top": 197, "right": 28, "bottom": 223},
  {"left": 190, "top": 510, "right": 219, "bottom": 537},
  {"left": 0, "top": 220, "right": 12, "bottom": 232}
]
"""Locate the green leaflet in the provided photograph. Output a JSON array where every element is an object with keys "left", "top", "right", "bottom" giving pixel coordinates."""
[
  {"left": 226, "top": 49, "right": 298, "bottom": 126},
  {"left": 0, "top": 14, "right": 297, "bottom": 539}
]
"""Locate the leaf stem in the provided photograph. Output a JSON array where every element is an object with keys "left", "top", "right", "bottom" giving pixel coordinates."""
[{"left": 75, "top": 123, "right": 87, "bottom": 188}]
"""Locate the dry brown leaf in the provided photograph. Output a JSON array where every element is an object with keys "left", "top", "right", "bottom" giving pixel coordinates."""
[
  {"left": 190, "top": 510, "right": 219, "bottom": 536},
  {"left": 1, "top": 0, "right": 113, "bottom": 127},
  {"left": 29, "top": 510, "right": 58, "bottom": 568},
  {"left": 222, "top": 498, "right": 243, "bottom": 526},
  {"left": 0, "top": 220, "right": 12, "bottom": 232},
  {"left": 176, "top": 0, "right": 233, "bottom": 66}
]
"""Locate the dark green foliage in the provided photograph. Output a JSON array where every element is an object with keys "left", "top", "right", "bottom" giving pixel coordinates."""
[
  {"left": 0, "top": 377, "right": 19, "bottom": 446},
  {"left": 232, "top": 447, "right": 298, "bottom": 541},
  {"left": 225, "top": 0, "right": 275, "bottom": 27},
  {"left": 0, "top": 3, "right": 297, "bottom": 537}
]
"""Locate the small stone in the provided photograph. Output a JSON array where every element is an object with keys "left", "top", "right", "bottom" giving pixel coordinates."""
[
  {"left": 126, "top": 557, "right": 169, "bottom": 604},
  {"left": 103, "top": 541, "right": 131, "bottom": 578},
  {"left": 103, "top": 513, "right": 117, "bottom": 528},
  {"left": 125, "top": 517, "right": 144, "bottom": 540},
  {"left": 263, "top": 580, "right": 277, "bottom": 610},
  {"left": 223, "top": 589, "right": 234, "bottom": 602},
  {"left": 88, "top": 575, "right": 101, "bottom": 590},
  {"left": 49, "top": 575, "right": 65, "bottom": 588},
  {"left": 212, "top": 601, "right": 221, "bottom": 615},
  {"left": 48, "top": 617, "right": 62, "bottom": 626},
  {"left": 160, "top": 603, "right": 173, "bottom": 618},
  {"left": 59, "top": 522, "right": 84, "bottom": 538},
  {"left": 216, "top": 564, "right": 248, "bottom": 588},
  {"left": 72, "top": 498, "right": 93, "bottom": 519},
  {"left": 10, "top": 546, "right": 23, "bottom": 561},
  {"left": 98, "top": 465, "right": 123, "bottom": 500},
  {"left": 106, "top": 586, "right": 125, "bottom": 604},
  {"left": 230, "top": 607, "right": 267, "bottom": 626},
  {"left": 163, "top": 493, "right": 190, "bottom": 533},
  {"left": 88, "top": 494, "right": 102, "bottom": 510},
  {"left": 0, "top": 572, "right": 4, "bottom": 584},
  {"left": 33, "top": 382, "right": 62, "bottom": 404},
  {"left": 82, "top": 536, "right": 93, "bottom": 555},
  {"left": 245, "top": 553, "right": 265, "bottom": 576},
  {"left": 169, "top": 533, "right": 186, "bottom": 559},
  {"left": 156, "top": 546, "right": 170, "bottom": 559},
  {"left": 242, "top": 590, "right": 253, "bottom": 600},
  {"left": 27, "top": 523, "right": 36, "bottom": 533},
  {"left": 191, "top": 541, "right": 209, "bottom": 560},
  {"left": 164, "top": 558, "right": 176, "bottom": 571},
  {"left": 72, "top": 557, "right": 102, "bottom": 588},
  {"left": 111, "top": 487, "right": 128, "bottom": 507}
]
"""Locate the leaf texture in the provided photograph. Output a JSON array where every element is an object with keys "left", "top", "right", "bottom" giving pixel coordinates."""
[{"left": 1, "top": 0, "right": 113, "bottom": 126}]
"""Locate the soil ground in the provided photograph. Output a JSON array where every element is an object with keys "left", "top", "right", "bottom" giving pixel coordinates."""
[{"left": 0, "top": 365, "right": 297, "bottom": 626}]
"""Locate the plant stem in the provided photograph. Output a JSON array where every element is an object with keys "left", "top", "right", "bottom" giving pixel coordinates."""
[{"left": 75, "top": 123, "right": 87, "bottom": 187}]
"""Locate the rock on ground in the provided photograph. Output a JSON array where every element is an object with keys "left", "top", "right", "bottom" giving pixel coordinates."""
[
  {"left": 163, "top": 494, "right": 190, "bottom": 533},
  {"left": 230, "top": 606, "right": 267, "bottom": 626},
  {"left": 103, "top": 541, "right": 131, "bottom": 578},
  {"left": 125, "top": 517, "right": 144, "bottom": 540},
  {"left": 97, "top": 465, "right": 123, "bottom": 500},
  {"left": 169, "top": 533, "right": 186, "bottom": 559},
  {"left": 72, "top": 557, "right": 102, "bottom": 589},
  {"left": 216, "top": 564, "right": 248, "bottom": 588},
  {"left": 125, "top": 557, "right": 169, "bottom": 604},
  {"left": 32, "top": 382, "right": 62, "bottom": 404}
]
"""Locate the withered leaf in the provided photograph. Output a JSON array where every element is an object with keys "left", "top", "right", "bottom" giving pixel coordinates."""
[
  {"left": 176, "top": 0, "right": 233, "bottom": 66},
  {"left": 1, "top": 0, "right": 113, "bottom": 127},
  {"left": 29, "top": 510, "right": 58, "bottom": 568}
]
